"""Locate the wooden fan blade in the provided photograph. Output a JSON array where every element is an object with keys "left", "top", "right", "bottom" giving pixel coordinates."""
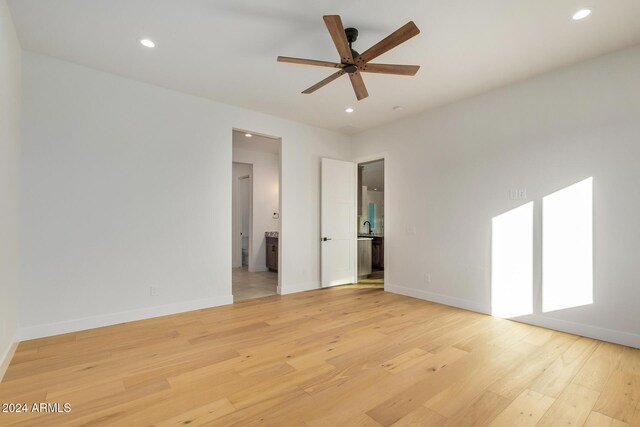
[
  {"left": 302, "top": 70, "right": 346, "bottom": 94},
  {"left": 348, "top": 71, "right": 369, "bottom": 101},
  {"left": 357, "top": 21, "right": 420, "bottom": 64},
  {"left": 361, "top": 63, "right": 420, "bottom": 76},
  {"left": 323, "top": 15, "right": 354, "bottom": 64},
  {"left": 277, "top": 56, "right": 342, "bottom": 69}
]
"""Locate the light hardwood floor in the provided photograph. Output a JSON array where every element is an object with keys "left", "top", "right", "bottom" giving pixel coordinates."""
[{"left": 0, "top": 288, "right": 638, "bottom": 426}]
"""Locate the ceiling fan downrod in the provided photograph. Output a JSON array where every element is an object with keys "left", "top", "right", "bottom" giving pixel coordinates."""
[{"left": 345, "top": 27, "right": 360, "bottom": 59}]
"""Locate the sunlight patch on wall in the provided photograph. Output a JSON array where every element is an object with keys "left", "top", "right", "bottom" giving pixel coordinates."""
[
  {"left": 543, "top": 177, "right": 593, "bottom": 313},
  {"left": 491, "top": 202, "right": 534, "bottom": 318}
]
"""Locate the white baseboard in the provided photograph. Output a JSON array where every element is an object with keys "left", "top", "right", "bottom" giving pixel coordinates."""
[
  {"left": 19, "top": 295, "right": 233, "bottom": 341},
  {"left": 386, "top": 284, "right": 640, "bottom": 349},
  {"left": 512, "top": 314, "right": 640, "bottom": 349},
  {"left": 280, "top": 281, "right": 320, "bottom": 295},
  {"left": 386, "top": 284, "right": 489, "bottom": 314},
  {"left": 0, "top": 339, "right": 18, "bottom": 383}
]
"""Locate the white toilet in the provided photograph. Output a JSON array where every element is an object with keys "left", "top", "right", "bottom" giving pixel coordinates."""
[
  {"left": 241, "top": 235, "right": 249, "bottom": 266},
  {"left": 241, "top": 248, "right": 249, "bottom": 266}
]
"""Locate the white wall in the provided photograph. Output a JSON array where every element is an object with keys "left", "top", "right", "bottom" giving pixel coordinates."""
[
  {"left": 233, "top": 142, "right": 280, "bottom": 272},
  {"left": 20, "top": 52, "right": 350, "bottom": 339},
  {"left": 352, "top": 45, "right": 640, "bottom": 348},
  {"left": 0, "top": 0, "right": 21, "bottom": 377}
]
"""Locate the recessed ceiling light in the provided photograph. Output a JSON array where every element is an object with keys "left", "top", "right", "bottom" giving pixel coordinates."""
[
  {"left": 345, "top": 107, "right": 354, "bottom": 113},
  {"left": 572, "top": 9, "right": 591, "bottom": 20},
  {"left": 140, "top": 38, "right": 155, "bottom": 48},
  {"left": 245, "top": 133, "right": 252, "bottom": 137}
]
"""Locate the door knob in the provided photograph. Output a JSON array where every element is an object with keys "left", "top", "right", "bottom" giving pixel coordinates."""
[{"left": 322, "top": 237, "right": 332, "bottom": 241}]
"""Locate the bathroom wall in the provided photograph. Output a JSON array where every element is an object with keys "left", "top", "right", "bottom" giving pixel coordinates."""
[{"left": 361, "top": 188, "right": 384, "bottom": 235}]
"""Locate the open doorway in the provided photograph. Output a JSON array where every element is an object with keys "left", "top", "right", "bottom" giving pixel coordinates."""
[
  {"left": 232, "top": 164, "right": 252, "bottom": 268},
  {"left": 319, "top": 156, "right": 387, "bottom": 289},
  {"left": 357, "top": 159, "right": 384, "bottom": 287},
  {"left": 231, "top": 129, "right": 281, "bottom": 302}
]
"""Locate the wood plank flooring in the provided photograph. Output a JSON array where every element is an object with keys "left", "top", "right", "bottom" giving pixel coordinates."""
[{"left": 0, "top": 288, "right": 638, "bottom": 426}]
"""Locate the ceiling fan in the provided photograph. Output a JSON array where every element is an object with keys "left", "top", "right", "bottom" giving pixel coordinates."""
[{"left": 277, "top": 15, "right": 421, "bottom": 101}]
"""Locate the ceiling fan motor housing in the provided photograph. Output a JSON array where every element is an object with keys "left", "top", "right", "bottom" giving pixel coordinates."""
[
  {"left": 343, "top": 64, "right": 358, "bottom": 73},
  {"left": 344, "top": 27, "right": 360, "bottom": 62},
  {"left": 345, "top": 27, "right": 358, "bottom": 43}
]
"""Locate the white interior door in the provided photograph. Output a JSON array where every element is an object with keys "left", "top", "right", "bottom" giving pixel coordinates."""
[
  {"left": 232, "top": 163, "right": 252, "bottom": 269},
  {"left": 232, "top": 170, "right": 241, "bottom": 268},
  {"left": 321, "top": 158, "right": 357, "bottom": 287},
  {"left": 239, "top": 175, "right": 251, "bottom": 266}
]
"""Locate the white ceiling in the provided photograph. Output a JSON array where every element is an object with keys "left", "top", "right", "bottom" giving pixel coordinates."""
[{"left": 8, "top": 0, "right": 640, "bottom": 134}]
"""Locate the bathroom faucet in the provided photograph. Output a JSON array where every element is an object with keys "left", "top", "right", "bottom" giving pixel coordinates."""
[{"left": 363, "top": 221, "right": 372, "bottom": 235}]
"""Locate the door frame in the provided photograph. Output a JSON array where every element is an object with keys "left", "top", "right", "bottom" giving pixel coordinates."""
[
  {"left": 232, "top": 128, "right": 283, "bottom": 295},
  {"left": 353, "top": 152, "right": 389, "bottom": 290}
]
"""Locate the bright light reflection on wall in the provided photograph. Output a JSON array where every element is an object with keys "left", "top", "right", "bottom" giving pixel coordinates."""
[
  {"left": 491, "top": 202, "right": 534, "bottom": 318},
  {"left": 543, "top": 177, "right": 593, "bottom": 312}
]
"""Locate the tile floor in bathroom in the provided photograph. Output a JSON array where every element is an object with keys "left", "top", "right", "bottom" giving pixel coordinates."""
[{"left": 232, "top": 266, "right": 278, "bottom": 302}]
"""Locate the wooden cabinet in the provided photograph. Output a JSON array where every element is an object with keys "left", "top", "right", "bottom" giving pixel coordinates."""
[
  {"left": 266, "top": 237, "right": 278, "bottom": 272},
  {"left": 358, "top": 239, "right": 372, "bottom": 278},
  {"left": 371, "top": 237, "right": 384, "bottom": 269}
]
